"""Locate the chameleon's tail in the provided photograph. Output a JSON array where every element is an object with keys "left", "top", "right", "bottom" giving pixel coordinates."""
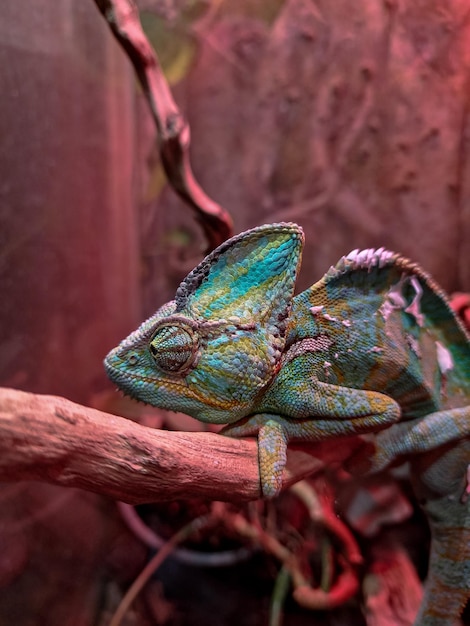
[{"left": 412, "top": 441, "right": 470, "bottom": 626}]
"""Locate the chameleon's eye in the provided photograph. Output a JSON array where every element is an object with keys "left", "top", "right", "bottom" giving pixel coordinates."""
[{"left": 149, "top": 323, "right": 197, "bottom": 374}]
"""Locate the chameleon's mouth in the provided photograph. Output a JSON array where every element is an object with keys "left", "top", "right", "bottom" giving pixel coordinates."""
[
  {"left": 104, "top": 359, "right": 185, "bottom": 393},
  {"left": 103, "top": 347, "right": 229, "bottom": 414}
]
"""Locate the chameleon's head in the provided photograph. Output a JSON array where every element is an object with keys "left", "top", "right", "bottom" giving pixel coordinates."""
[{"left": 104, "top": 223, "right": 304, "bottom": 424}]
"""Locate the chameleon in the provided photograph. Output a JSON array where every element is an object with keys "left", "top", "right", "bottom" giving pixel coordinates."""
[{"left": 105, "top": 222, "right": 470, "bottom": 625}]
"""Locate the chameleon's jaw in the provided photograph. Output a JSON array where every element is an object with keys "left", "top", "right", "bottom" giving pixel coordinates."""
[{"left": 104, "top": 343, "right": 244, "bottom": 424}]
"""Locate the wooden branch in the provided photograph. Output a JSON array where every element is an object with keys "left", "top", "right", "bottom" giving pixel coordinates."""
[
  {"left": 93, "top": 0, "right": 233, "bottom": 250},
  {"left": 0, "top": 387, "right": 361, "bottom": 505}
]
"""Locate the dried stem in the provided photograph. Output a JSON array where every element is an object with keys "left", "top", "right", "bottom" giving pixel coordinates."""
[
  {"left": 93, "top": 0, "right": 233, "bottom": 250},
  {"left": 109, "top": 513, "right": 212, "bottom": 626}
]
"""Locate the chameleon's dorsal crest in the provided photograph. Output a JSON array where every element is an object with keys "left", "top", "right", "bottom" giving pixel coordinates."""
[{"left": 174, "top": 223, "right": 304, "bottom": 334}]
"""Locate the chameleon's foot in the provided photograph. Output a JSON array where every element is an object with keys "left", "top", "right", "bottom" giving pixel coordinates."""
[
  {"left": 257, "top": 419, "right": 288, "bottom": 499},
  {"left": 222, "top": 414, "right": 289, "bottom": 499}
]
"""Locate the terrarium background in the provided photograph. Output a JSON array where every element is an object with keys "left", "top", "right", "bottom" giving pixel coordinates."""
[{"left": 1, "top": 0, "right": 469, "bottom": 624}]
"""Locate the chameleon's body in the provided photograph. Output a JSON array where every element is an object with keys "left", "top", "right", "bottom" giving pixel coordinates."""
[{"left": 105, "top": 223, "right": 470, "bottom": 625}]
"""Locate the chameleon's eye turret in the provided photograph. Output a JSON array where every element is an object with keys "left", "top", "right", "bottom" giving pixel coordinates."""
[{"left": 149, "top": 323, "right": 197, "bottom": 374}]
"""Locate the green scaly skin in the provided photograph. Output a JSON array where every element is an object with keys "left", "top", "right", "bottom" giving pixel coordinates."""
[{"left": 105, "top": 223, "right": 470, "bottom": 625}]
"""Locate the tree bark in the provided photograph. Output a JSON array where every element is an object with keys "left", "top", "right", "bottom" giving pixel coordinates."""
[{"left": 0, "top": 387, "right": 359, "bottom": 504}]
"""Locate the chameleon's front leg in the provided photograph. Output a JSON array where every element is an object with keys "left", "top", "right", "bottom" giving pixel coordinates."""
[
  {"left": 223, "top": 414, "right": 289, "bottom": 498},
  {"left": 224, "top": 384, "right": 401, "bottom": 498}
]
